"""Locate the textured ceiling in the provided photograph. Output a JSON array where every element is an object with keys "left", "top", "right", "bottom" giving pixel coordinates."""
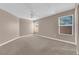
[{"left": 0, "top": 3, "right": 75, "bottom": 20}]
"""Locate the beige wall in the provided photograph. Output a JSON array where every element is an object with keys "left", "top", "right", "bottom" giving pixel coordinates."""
[
  {"left": 19, "top": 18, "right": 33, "bottom": 36},
  {"left": 0, "top": 9, "right": 19, "bottom": 44},
  {"left": 36, "top": 9, "right": 75, "bottom": 42},
  {"left": 0, "top": 9, "right": 33, "bottom": 44},
  {"left": 77, "top": 6, "right": 79, "bottom": 54}
]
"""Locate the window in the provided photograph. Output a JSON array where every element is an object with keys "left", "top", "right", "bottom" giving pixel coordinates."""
[{"left": 58, "top": 15, "right": 73, "bottom": 35}]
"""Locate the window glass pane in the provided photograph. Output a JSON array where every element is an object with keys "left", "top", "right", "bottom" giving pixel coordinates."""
[{"left": 60, "top": 16, "right": 72, "bottom": 26}]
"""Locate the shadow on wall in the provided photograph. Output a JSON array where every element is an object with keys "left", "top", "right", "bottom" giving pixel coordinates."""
[
  {"left": 0, "top": 9, "right": 19, "bottom": 44},
  {"left": 19, "top": 18, "right": 33, "bottom": 36},
  {"left": 0, "top": 9, "right": 33, "bottom": 44}
]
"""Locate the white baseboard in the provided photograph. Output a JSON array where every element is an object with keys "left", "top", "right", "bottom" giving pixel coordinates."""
[
  {"left": 35, "top": 34, "right": 76, "bottom": 45},
  {"left": 0, "top": 34, "right": 33, "bottom": 47},
  {"left": 0, "top": 34, "right": 77, "bottom": 54},
  {"left": 0, "top": 34, "right": 76, "bottom": 47}
]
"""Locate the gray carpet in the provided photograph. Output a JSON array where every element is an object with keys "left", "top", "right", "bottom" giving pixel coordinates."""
[{"left": 0, "top": 35, "right": 76, "bottom": 55}]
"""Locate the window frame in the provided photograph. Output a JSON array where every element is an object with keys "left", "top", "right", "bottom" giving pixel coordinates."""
[{"left": 58, "top": 14, "right": 74, "bottom": 36}]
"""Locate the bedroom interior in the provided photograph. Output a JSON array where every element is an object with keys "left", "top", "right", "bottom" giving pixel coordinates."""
[{"left": 0, "top": 3, "right": 78, "bottom": 55}]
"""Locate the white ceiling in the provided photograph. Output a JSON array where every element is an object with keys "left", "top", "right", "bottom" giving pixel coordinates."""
[{"left": 0, "top": 3, "right": 75, "bottom": 20}]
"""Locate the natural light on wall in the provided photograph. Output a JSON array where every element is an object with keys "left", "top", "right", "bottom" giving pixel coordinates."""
[{"left": 32, "top": 21, "right": 39, "bottom": 34}]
